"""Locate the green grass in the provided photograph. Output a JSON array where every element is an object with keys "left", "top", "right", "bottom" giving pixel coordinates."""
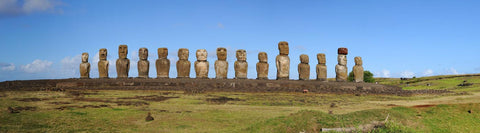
[{"left": 376, "top": 74, "right": 480, "bottom": 92}]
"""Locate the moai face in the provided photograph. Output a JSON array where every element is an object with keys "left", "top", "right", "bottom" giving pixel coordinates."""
[
  {"left": 139, "top": 48, "right": 148, "bottom": 60},
  {"left": 317, "top": 53, "right": 326, "bottom": 64},
  {"left": 300, "top": 54, "right": 309, "bottom": 63},
  {"left": 118, "top": 45, "right": 128, "bottom": 59},
  {"left": 338, "top": 55, "right": 347, "bottom": 66},
  {"left": 278, "top": 41, "right": 289, "bottom": 55},
  {"left": 236, "top": 49, "right": 247, "bottom": 61},
  {"left": 196, "top": 49, "right": 207, "bottom": 61},
  {"left": 178, "top": 48, "right": 189, "bottom": 60},
  {"left": 258, "top": 52, "right": 267, "bottom": 62},
  {"left": 355, "top": 56, "right": 362, "bottom": 65},
  {"left": 99, "top": 48, "right": 107, "bottom": 60},
  {"left": 217, "top": 47, "right": 227, "bottom": 61},
  {"left": 82, "top": 53, "right": 89, "bottom": 63},
  {"left": 157, "top": 48, "right": 168, "bottom": 59}
]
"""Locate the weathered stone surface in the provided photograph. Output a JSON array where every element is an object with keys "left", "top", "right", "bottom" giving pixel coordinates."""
[
  {"left": 116, "top": 45, "right": 130, "bottom": 78},
  {"left": 234, "top": 49, "right": 247, "bottom": 79},
  {"left": 194, "top": 49, "right": 209, "bottom": 78},
  {"left": 138, "top": 48, "right": 149, "bottom": 78},
  {"left": 98, "top": 48, "right": 109, "bottom": 78},
  {"left": 316, "top": 53, "right": 327, "bottom": 81},
  {"left": 338, "top": 47, "right": 348, "bottom": 55},
  {"left": 353, "top": 56, "right": 364, "bottom": 82},
  {"left": 336, "top": 48, "right": 348, "bottom": 82},
  {"left": 215, "top": 47, "right": 228, "bottom": 79},
  {"left": 80, "top": 52, "right": 90, "bottom": 79},
  {"left": 156, "top": 48, "right": 170, "bottom": 78},
  {"left": 176, "top": 48, "right": 191, "bottom": 78},
  {"left": 276, "top": 41, "right": 290, "bottom": 80},
  {"left": 256, "top": 52, "right": 268, "bottom": 79},
  {"left": 298, "top": 54, "right": 310, "bottom": 80}
]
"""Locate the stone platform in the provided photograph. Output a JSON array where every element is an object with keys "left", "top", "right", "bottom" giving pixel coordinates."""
[{"left": 0, "top": 78, "right": 416, "bottom": 95}]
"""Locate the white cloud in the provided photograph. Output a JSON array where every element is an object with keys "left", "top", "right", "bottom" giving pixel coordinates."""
[
  {"left": 1, "top": 63, "right": 15, "bottom": 71},
  {"left": 0, "top": 0, "right": 63, "bottom": 17},
  {"left": 422, "top": 69, "right": 434, "bottom": 76},
  {"left": 444, "top": 67, "right": 459, "bottom": 75},
  {"left": 374, "top": 69, "right": 390, "bottom": 77},
  {"left": 21, "top": 59, "right": 53, "bottom": 73},
  {"left": 59, "top": 54, "right": 81, "bottom": 77},
  {"left": 400, "top": 70, "right": 415, "bottom": 78}
]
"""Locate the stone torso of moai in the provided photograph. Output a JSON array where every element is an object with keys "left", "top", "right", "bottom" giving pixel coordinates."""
[
  {"left": 256, "top": 52, "right": 269, "bottom": 79},
  {"left": 335, "top": 47, "right": 348, "bottom": 82},
  {"left": 116, "top": 45, "right": 130, "bottom": 78},
  {"left": 176, "top": 48, "right": 191, "bottom": 78},
  {"left": 79, "top": 52, "right": 90, "bottom": 79},
  {"left": 156, "top": 48, "right": 170, "bottom": 78},
  {"left": 276, "top": 41, "right": 290, "bottom": 80},
  {"left": 234, "top": 49, "right": 248, "bottom": 79},
  {"left": 353, "top": 56, "right": 364, "bottom": 82},
  {"left": 298, "top": 54, "right": 310, "bottom": 80},
  {"left": 194, "top": 49, "right": 209, "bottom": 78},
  {"left": 214, "top": 47, "right": 228, "bottom": 79},
  {"left": 98, "top": 48, "right": 109, "bottom": 78},
  {"left": 137, "top": 48, "right": 149, "bottom": 78},
  {"left": 316, "top": 53, "right": 327, "bottom": 81}
]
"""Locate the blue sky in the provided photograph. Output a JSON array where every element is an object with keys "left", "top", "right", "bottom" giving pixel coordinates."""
[{"left": 1, "top": 0, "right": 479, "bottom": 81}]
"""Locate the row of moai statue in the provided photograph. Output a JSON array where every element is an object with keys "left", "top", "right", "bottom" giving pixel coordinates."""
[{"left": 79, "top": 42, "right": 365, "bottom": 82}]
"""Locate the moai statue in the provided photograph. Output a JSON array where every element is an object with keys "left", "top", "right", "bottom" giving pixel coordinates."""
[
  {"left": 137, "top": 48, "right": 149, "bottom": 78},
  {"left": 194, "top": 49, "right": 209, "bottom": 78},
  {"left": 256, "top": 52, "right": 269, "bottom": 80},
  {"left": 98, "top": 48, "right": 109, "bottom": 78},
  {"left": 176, "top": 48, "right": 191, "bottom": 78},
  {"left": 335, "top": 47, "right": 348, "bottom": 82},
  {"left": 316, "top": 53, "right": 327, "bottom": 81},
  {"left": 155, "top": 48, "right": 170, "bottom": 78},
  {"left": 298, "top": 54, "right": 310, "bottom": 80},
  {"left": 116, "top": 45, "right": 130, "bottom": 78},
  {"left": 276, "top": 41, "right": 290, "bottom": 80},
  {"left": 234, "top": 49, "right": 248, "bottom": 79},
  {"left": 79, "top": 52, "right": 90, "bottom": 79},
  {"left": 214, "top": 47, "right": 228, "bottom": 79},
  {"left": 353, "top": 56, "right": 364, "bottom": 82}
]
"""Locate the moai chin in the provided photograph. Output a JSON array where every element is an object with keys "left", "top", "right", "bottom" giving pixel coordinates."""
[
  {"left": 79, "top": 52, "right": 90, "bottom": 79},
  {"left": 116, "top": 45, "right": 130, "bottom": 78},
  {"left": 256, "top": 52, "right": 269, "bottom": 80},
  {"left": 276, "top": 41, "right": 290, "bottom": 80},
  {"left": 98, "top": 48, "right": 109, "bottom": 78},
  {"left": 194, "top": 49, "right": 209, "bottom": 78},
  {"left": 353, "top": 56, "right": 364, "bottom": 82},
  {"left": 215, "top": 47, "right": 228, "bottom": 79},
  {"left": 156, "top": 48, "right": 170, "bottom": 78},
  {"left": 316, "top": 53, "right": 327, "bottom": 81},
  {"left": 335, "top": 47, "right": 348, "bottom": 82},
  {"left": 176, "top": 48, "right": 191, "bottom": 78},
  {"left": 298, "top": 54, "right": 310, "bottom": 80},
  {"left": 137, "top": 48, "right": 149, "bottom": 78},
  {"left": 234, "top": 49, "right": 248, "bottom": 79}
]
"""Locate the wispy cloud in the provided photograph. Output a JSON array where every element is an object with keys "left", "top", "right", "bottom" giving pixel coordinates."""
[
  {"left": 0, "top": 0, "right": 63, "bottom": 18},
  {"left": 422, "top": 69, "right": 434, "bottom": 76},
  {"left": 374, "top": 69, "right": 390, "bottom": 77},
  {"left": 0, "top": 63, "right": 15, "bottom": 71},
  {"left": 217, "top": 22, "right": 224, "bottom": 29},
  {"left": 400, "top": 70, "right": 415, "bottom": 78},
  {"left": 20, "top": 59, "right": 53, "bottom": 73}
]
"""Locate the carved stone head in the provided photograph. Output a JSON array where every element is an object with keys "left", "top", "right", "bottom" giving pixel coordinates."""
[
  {"left": 157, "top": 48, "right": 168, "bottom": 59},
  {"left": 300, "top": 54, "right": 309, "bottom": 63},
  {"left": 196, "top": 49, "right": 207, "bottom": 61},
  {"left": 278, "top": 41, "right": 289, "bottom": 55},
  {"left": 216, "top": 47, "right": 227, "bottom": 61},
  {"left": 338, "top": 54, "right": 347, "bottom": 66},
  {"left": 258, "top": 52, "right": 267, "bottom": 62},
  {"left": 139, "top": 48, "right": 148, "bottom": 60},
  {"left": 99, "top": 48, "right": 107, "bottom": 60},
  {"left": 317, "top": 53, "right": 326, "bottom": 64},
  {"left": 236, "top": 49, "right": 246, "bottom": 61},
  {"left": 178, "top": 48, "right": 189, "bottom": 60},
  {"left": 355, "top": 56, "right": 362, "bottom": 65},
  {"left": 118, "top": 45, "right": 128, "bottom": 59},
  {"left": 82, "top": 53, "right": 89, "bottom": 63}
]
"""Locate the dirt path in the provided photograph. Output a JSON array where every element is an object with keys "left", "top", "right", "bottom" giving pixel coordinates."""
[{"left": 368, "top": 92, "right": 480, "bottom": 107}]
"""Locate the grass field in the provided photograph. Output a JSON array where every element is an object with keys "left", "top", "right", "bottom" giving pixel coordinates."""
[{"left": 1, "top": 74, "right": 480, "bottom": 132}]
